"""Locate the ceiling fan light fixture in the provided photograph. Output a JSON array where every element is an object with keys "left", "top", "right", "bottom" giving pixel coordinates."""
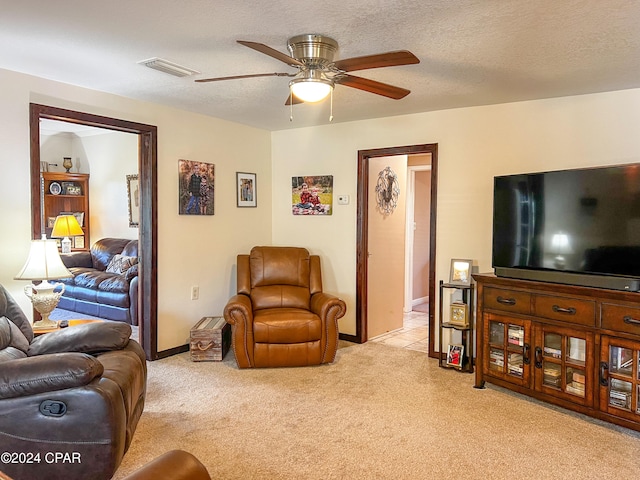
[{"left": 289, "top": 70, "right": 334, "bottom": 103}]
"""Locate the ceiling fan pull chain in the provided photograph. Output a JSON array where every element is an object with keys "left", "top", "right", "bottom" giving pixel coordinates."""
[
  {"left": 290, "top": 88, "right": 293, "bottom": 122},
  {"left": 329, "top": 88, "right": 334, "bottom": 122}
]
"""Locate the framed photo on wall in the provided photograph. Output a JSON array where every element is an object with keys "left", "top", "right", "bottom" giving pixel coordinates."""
[
  {"left": 291, "top": 175, "right": 333, "bottom": 215},
  {"left": 449, "top": 258, "right": 473, "bottom": 286},
  {"left": 178, "top": 159, "right": 215, "bottom": 215},
  {"left": 236, "top": 172, "right": 257, "bottom": 207},
  {"left": 127, "top": 174, "right": 140, "bottom": 227}
]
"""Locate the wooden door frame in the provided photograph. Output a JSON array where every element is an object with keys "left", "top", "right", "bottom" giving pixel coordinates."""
[
  {"left": 344, "top": 143, "right": 438, "bottom": 358},
  {"left": 29, "top": 103, "right": 159, "bottom": 360}
]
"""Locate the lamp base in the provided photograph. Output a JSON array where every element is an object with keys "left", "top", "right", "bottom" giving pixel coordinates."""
[{"left": 24, "top": 280, "right": 65, "bottom": 330}]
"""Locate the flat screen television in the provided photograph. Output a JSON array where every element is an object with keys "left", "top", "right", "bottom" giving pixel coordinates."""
[{"left": 492, "top": 163, "right": 640, "bottom": 291}]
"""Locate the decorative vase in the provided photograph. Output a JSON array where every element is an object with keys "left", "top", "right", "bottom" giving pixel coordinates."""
[{"left": 63, "top": 157, "right": 73, "bottom": 173}]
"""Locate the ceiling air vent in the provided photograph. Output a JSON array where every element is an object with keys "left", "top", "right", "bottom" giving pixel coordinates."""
[{"left": 138, "top": 57, "right": 200, "bottom": 77}]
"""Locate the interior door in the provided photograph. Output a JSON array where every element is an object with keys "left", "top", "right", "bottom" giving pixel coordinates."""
[{"left": 367, "top": 155, "right": 407, "bottom": 338}]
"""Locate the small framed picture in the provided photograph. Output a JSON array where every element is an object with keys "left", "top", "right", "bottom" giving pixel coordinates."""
[
  {"left": 449, "top": 302, "right": 468, "bottom": 327},
  {"left": 74, "top": 236, "right": 85, "bottom": 249},
  {"left": 72, "top": 211, "right": 85, "bottom": 227},
  {"left": 47, "top": 217, "right": 57, "bottom": 229},
  {"left": 62, "top": 182, "right": 81, "bottom": 195},
  {"left": 449, "top": 258, "right": 473, "bottom": 286},
  {"left": 446, "top": 344, "right": 464, "bottom": 369},
  {"left": 236, "top": 172, "right": 257, "bottom": 207},
  {"left": 127, "top": 174, "right": 140, "bottom": 227}
]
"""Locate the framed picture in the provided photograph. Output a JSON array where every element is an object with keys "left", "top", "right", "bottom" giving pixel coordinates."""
[
  {"left": 449, "top": 258, "right": 473, "bottom": 286},
  {"left": 446, "top": 344, "right": 464, "bottom": 369},
  {"left": 291, "top": 175, "right": 333, "bottom": 215},
  {"left": 449, "top": 302, "right": 468, "bottom": 327},
  {"left": 47, "top": 217, "right": 57, "bottom": 228},
  {"left": 127, "top": 174, "right": 140, "bottom": 227},
  {"left": 72, "top": 211, "right": 84, "bottom": 227},
  {"left": 236, "top": 172, "right": 257, "bottom": 207},
  {"left": 178, "top": 159, "right": 215, "bottom": 215},
  {"left": 62, "top": 182, "right": 81, "bottom": 195},
  {"left": 73, "top": 236, "right": 85, "bottom": 249}
]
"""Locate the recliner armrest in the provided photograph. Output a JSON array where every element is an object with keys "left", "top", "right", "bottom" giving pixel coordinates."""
[
  {"left": 310, "top": 292, "right": 347, "bottom": 320},
  {"left": 60, "top": 251, "right": 93, "bottom": 268},
  {"left": 0, "top": 352, "right": 103, "bottom": 399},
  {"left": 28, "top": 322, "right": 132, "bottom": 356},
  {"left": 223, "top": 294, "right": 253, "bottom": 325}
]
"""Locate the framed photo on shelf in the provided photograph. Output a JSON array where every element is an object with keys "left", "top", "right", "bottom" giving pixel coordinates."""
[
  {"left": 449, "top": 302, "right": 468, "bottom": 327},
  {"left": 446, "top": 344, "right": 464, "bottom": 368},
  {"left": 62, "top": 181, "right": 81, "bottom": 195},
  {"left": 449, "top": 258, "right": 473, "bottom": 286},
  {"left": 73, "top": 236, "right": 85, "bottom": 249},
  {"left": 47, "top": 217, "right": 57, "bottom": 229},
  {"left": 236, "top": 172, "right": 257, "bottom": 207},
  {"left": 72, "top": 211, "right": 84, "bottom": 227}
]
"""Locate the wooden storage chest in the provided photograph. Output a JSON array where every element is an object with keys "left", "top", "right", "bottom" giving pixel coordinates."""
[{"left": 190, "top": 316, "right": 231, "bottom": 361}]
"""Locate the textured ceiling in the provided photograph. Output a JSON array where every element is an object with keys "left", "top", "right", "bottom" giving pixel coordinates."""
[{"left": 3, "top": 1, "right": 640, "bottom": 131}]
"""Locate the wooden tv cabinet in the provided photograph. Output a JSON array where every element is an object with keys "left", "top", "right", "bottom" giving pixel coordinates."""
[{"left": 474, "top": 273, "right": 640, "bottom": 432}]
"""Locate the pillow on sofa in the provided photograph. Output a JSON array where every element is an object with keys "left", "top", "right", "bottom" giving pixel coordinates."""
[{"left": 106, "top": 254, "right": 138, "bottom": 275}]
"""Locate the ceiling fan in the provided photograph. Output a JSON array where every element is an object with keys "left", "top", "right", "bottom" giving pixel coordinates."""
[{"left": 196, "top": 34, "right": 420, "bottom": 105}]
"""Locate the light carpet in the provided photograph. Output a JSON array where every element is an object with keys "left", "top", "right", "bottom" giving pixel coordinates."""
[{"left": 113, "top": 341, "right": 640, "bottom": 479}]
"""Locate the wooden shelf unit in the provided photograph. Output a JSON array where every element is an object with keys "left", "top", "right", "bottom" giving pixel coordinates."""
[
  {"left": 474, "top": 273, "right": 640, "bottom": 432},
  {"left": 41, "top": 172, "right": 90, "bottom": 251},
  {"left": 438, "top": 280, "right": 474, "bottom": 373}
]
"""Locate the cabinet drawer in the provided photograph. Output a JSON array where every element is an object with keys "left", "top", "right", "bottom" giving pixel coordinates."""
[
  {"left": 602, "top": 303, "right": 640, "bottom": 336},
  {"left": 533, "top": 295, "right": 595, "bottom": 327},
  {"left": 484, "top": 288, "right": 531, "bottom": 315}
]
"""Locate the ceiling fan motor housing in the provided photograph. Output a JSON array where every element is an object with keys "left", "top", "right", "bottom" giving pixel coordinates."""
[{"left": 287, "top": 34, "right": 338, "bottom": 67}]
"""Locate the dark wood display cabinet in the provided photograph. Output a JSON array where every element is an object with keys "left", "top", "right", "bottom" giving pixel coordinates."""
[
  {"left": 474, "top": 273, "right": 640, "bottom": 432},
  {"left": 41, "top": 172, "right": 90, "bottom": 251}
]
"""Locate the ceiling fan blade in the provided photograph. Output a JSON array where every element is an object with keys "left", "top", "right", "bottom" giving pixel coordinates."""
[
  {"left": 237, "top": 40, "right": 304, "bottom": 67},
  {"left": 333, "top": 50, "right": 419, "bottom": 72},
  {"left": 195, "top": 72, "right": 293, "bottom": 83},
  {"left": 284, "top": 93, "right": 304, "bottom": 106},
  {"left": 336, "top": 74, "right": 410, "bottom": 99}
]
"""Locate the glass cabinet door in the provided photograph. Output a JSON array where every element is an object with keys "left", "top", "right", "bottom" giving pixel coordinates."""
[
  {"left": 484, "top": 314, "right": 530, "bottom": 387},
  {"left": 600, "top": 336, "right": 640, "bottom": 422},
  {"left": 534, "top": 325, "right": 593, "bottom": 406}
]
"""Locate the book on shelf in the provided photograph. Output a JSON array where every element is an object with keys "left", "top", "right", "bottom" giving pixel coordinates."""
[{"left": 543, "top": 346, "right": 562, "bottom": 358}]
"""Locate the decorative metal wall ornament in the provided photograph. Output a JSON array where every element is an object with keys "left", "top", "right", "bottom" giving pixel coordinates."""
[{"left": 375, "top": 166, "right": 400, "bottom": 215}]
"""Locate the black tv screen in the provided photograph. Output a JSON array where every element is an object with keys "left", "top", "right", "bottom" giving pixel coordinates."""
[{"left": 492, "top": 164, "right": 640, "bottom": 289}]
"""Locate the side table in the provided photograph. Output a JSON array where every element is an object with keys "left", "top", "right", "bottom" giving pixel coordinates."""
[{"left": 33, "top": 319, "right": 104, "bottom": 336}]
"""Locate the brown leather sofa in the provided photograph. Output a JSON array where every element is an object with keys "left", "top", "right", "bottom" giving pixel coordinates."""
[
  {"left": 224, "top": 246, "right": 346, "bottom": 368},
  {"left": 58, "top": 237, "right": 139, "bottom": 325},
  {"left": 121, "top": 450, "right": 211, "bottom": 480},
  {"left": 0, "top": 284, "right": 146, "bottom": 480}
]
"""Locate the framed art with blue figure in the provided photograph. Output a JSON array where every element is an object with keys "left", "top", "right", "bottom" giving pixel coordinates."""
[{"left": 179, "top": 159, "right": 215, "bottom": 215}]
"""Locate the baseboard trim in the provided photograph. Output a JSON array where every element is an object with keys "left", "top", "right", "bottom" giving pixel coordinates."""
[{"left": 156, "top": 344, "right": 189, "bottom": 359}]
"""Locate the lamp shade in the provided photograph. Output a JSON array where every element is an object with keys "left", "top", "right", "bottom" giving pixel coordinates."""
[
  {"left": 14, "top": 236, "right": 72, "bottom": 280},
  {"left": 51, "top": 215, "right": 84, "bottom": 238}
]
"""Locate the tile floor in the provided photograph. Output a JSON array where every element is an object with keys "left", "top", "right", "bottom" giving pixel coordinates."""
[{"left": 369, "top": 308, "right": 429, "bottom": 353}]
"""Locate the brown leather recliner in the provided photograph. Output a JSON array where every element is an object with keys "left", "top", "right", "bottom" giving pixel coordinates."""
[
  {"left": 0, "top": 284, "right": 146, "bottom": 480},
  {"left": 224, "top": 246, "right": 346, "bottom": 368}
]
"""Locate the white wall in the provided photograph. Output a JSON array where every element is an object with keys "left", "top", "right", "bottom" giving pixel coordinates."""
[
  {"left": 272, "top": 88, "right": 640, "bottom": 336},
  {"left": 0, "top": 68, "right": 272, "bottom": 351},
  {"left": 77, "top": 132, "right": 139, "bottom": 241}
]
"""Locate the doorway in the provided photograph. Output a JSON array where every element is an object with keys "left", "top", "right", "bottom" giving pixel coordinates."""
[
  {"left": 349, "top": 143, "right": 438, "bottom": 358},
  {"left": 29, "top": 103, "right": 159, "bottom": 360}
]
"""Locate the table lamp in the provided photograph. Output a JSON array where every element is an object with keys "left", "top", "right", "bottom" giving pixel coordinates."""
[
  {"left": 51, "top": 214, "right": 84, "bottom": 254},
  {"left": 14, "top": 235, "right": 73, "bottom": 330}
]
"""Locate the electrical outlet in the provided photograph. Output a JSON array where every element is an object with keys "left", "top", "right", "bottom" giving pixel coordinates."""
[{"left": 190, "top": 286, "right": 199, "bottom": 300}]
